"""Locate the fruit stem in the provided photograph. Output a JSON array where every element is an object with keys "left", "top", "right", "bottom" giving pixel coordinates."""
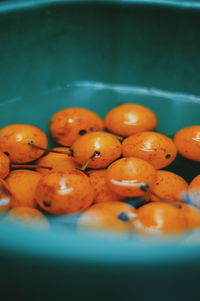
[
  {"left": 150, "top": 191, "right": 182, "bottom": 209},
  {"left": 11, "top": 164, "right": 52, "bottom": 170},
  {"left": 80, "top": 159, "right": 91, "bottom": 171},
  {"left": 111, "top": 134, "right": 124, "bottom": 141},
  {"left": 29, "top": 141, "right": 73, "bottom": 156},
  {"left": 139, "top": 183, "right": 182, "bottom": 209}
]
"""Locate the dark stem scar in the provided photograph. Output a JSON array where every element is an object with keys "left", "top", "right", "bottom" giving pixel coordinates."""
[
  {"left": 117, "top": 212, "right": 130, "bottom": 222},
  {"left": 79, "top": 129, "right": 87, "bottom": 135},
  {"left": 92, "top": 151, "right": 101, "bottom": 158},
  {"left": 69, "top": 149, "right": 74, "bottom": 157},
  {"left": 140, "top": 183, "right": 149, "bottom": 192},
  {"left": 43, "top": 200, "right": 51, "bottom": 207}
]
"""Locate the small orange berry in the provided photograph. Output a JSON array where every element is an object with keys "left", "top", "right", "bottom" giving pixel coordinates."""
[
  {"left": 0, "top": 151, "right": 10, "bottom": 179},
  {"left": 174, "top": 125, "right": 200, "bottom": 162},
  {"left": 132, "top": 202, "right": 187, "bottom": 235},
  {"left": 176, "top": 202, "right": 200, "bottom": 231},
  {"left": 5, "top": 170, "right": 41, "bottom": 208},
  {"left": 122, "top": 131, "right": 177, "bottom": 169},
  {"left": 106, "top": 157, "right": 156, "bottom": 197},
  {"left": 151, "top": 170, "right": 188, "bottom": 203},
  {"left": 188, "top": 175, "right": 200, "bottom": 208},
  {"left": 0, "top": 124, "right": 48, "bottom": 163},
  {"left": 35, "top": 170, "right": 94, "bottom": 215},
  {"left": 6, "top": 207, "right": 49, "bottom": 230},
  {"left": 71, "top": 131, "right": 122, "bottom": 169},
  {"left": 78, "top": 201, "right": 137, "bottom": 233},
  {"left": 36, "top": 147, "right": 80, "bottom": 174},
  {"left": 0, "top": 178, "right": 12, "bottom": 212},
  {"left": 104, "top": 103, "right": 157, "bottom": 137},
  {"left": 87, "top": 169, "right": 126, "bottom": 203},
  {"left": 49, "top": 107, "right": 104, "bottom": 146}
]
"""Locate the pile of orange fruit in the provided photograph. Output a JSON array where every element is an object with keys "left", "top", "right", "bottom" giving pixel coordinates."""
[{"left": 0, "top": 104, "right": 199, "bottom": 236}]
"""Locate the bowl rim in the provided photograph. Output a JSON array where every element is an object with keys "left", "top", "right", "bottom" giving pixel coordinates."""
[
  {"left": 0, "top": 0, "right": 200, "bottom": 15},
  {"left": 1, "top": 220, "right": 200, "bottom": 267},
  {"left": 1, "top": 0, "right": 200, "bottom": 267}
]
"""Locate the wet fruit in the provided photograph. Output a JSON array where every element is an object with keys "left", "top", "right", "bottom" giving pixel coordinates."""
[
  {"left": 104, "top": 103, "right": 157, "bottom": 137},
  {"left": 6, "top": 207, "right": 49, "bottom": 230},
  {"left": 36, "top": 147, "right": 80, "bottom": 174},
  {"left": 122, "top": 131, "right": 177, "bottom": 169},
  {"left": 0, "top": 152, "right": 10, "bottom": 179},
  {"left": 106, "top": 157, "right": 156, "bottom": 197},
  {"left": 87, "top": 169, "right": 126, "bottom": 203},
  {"left": 188, "top": 175, "right": 200, "bottom": 208},
  {"left": 0, "top": 124, "right": 48, "bottom": 163},
  {"left": 35, "top": 170, "right": 94, "bottom": 215},
  {"left": 78, "top": 201, "right": 137, "bottom": 232},
  {"left": 174, "top": 125, "right": 200, "bottom": 162},
  {"left": 0, "top": 179, "right": 12, "bottom": 212},
  {"left": 49, "top": 107, "right": 104, "bottom": 146},
  {"left": 132, "top": 202, "right": 187, "bottom": 235},
  {"left": 151, "top": 170, "right": 188, "bottom": 203},
  {"left": 5, "top": 169, "right": 41, "bottom": 208},
  {"left": 71, "top": 131, "right": 122, "bottom": 169}
]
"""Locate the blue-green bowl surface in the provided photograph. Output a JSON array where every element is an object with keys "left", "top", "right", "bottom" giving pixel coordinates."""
[{"left": 0, "top": 1, "right": 200, "bottom": 300}]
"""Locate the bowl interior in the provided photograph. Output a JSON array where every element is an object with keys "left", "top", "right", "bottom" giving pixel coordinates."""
[{"left": 0, "top": 0, "right": 200, "bottom": 263}]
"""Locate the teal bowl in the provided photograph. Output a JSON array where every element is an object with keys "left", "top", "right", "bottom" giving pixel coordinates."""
[{"left": 0, "top": 1, "right": 200, "bottom": 300}]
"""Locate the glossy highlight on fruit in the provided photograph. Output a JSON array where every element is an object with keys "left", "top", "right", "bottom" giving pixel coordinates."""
[
  {"left": 71, "top": 131, "right": 122, "bottom": 169},
  {"left": 188, "top": 175, "right": 200, "bottom": 208},
  {"left": 122, "top": 131, "right": 177, "bottom": 169},
  {"left": 0, "top": 179, "right": 12, "bottom": 212},
  {"left": 35, "top": 170, "right": 94, "bottom": 215},
  {"left": 49, "top": 107, "right": 104, "bottom": 146},
  {"left": 106, "top": 157, "right": 156, "bottom": 197},
  {"left": 87, "top": 169, "right": 126, "bottom": 203},
  {"left": 0, "top": 103, "right": 199, "bottom": 237},
  {"left": 104, "top": 103, "right": 157, "bottom": 137},
  {"left": 174, "top": 125, "right": 200, "bottom": 162},
  {"left": 78, "top": 201, "right": 137, "bottom": 233},
  {"left": 132, "top": 202, "right": 187, "bottom": 235},
  {"left": 0, "top": 124, "right": 48, "bottom": 163}
]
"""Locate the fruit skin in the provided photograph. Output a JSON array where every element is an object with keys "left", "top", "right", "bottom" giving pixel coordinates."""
[
  {"left": 106, "top": 157, "right": 156, "bottom": 197},
  {"left": 78, "top": 201, "right": 137, "bottom": 233},
  {"left": 104, "top": 103, "right": 157, "bottom": 137},
  {"left": 188, "top": 174, "right": 200, "bottom": 208},
  {"left": 0, "top": 178, "right": 11, "bottom": 212},
  {"left": 0, "top": 124, "right": 48, "bottom": 163},
  {"left": 5, "top": 170, "right": 41, "bottom": 208},
  {"left": 151, "top": 170, "right": 188, "bottom": 203},
  {"left": 176, "top": 202, "right": 200, "bottom": 231},
  {"left": 36, "top": 147, "right": 80, "bottom": 174},
  {"left": 174, "top": 125, "right": 200, "bottom": 162},
  {"left": 71, "top": 131, "right": 122, "bottom": 169},
  {"left": 87, "top": 169, "right": 126, "bottom": 203},
  {"left": 6, "top": 207, "right": 49, "bottom": 230},
  {"left": 35, "top": 170, "right": 94, "bottom": 215},
  {"left": 131, "top": 202, "right": 187, "bottom": 235},
  {"left": 49, "top": 107, "right": 104, "bottom": 146},
  {"left": 122, "top": 131, "right": 177, "bottom": 169},
  {"left": 0, "top": 152, "right": 10, "bottom": 179}
]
